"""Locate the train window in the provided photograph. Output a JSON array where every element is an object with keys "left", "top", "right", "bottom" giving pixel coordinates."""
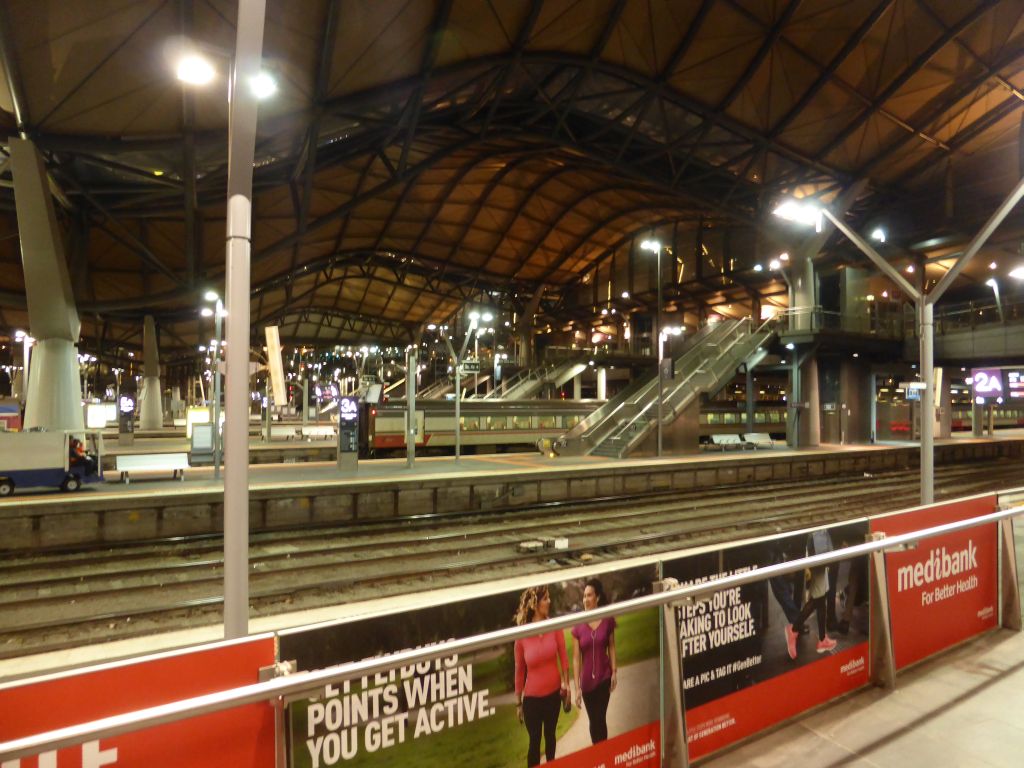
[
  {"left": 566, "top": 415, "right": 581, "bottom": 428},
  {"left": 706, "top": 413, "right": 721, "bottom": 424},
  {"left": 538, "top": 415, "right": 557, "bottom": 428},
  {"left": 512, "top": 415, "right": 532, "bottom": 430},
  {"left": 461, "top": 417, "right": 480, "bottom": 430},
  {"left": 487, "top": 416, "right": 509, "bottom": 430}
]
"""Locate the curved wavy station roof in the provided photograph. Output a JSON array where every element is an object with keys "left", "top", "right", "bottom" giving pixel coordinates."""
[{"left": 0, "top": 0, "right": 1021, "bottom": 355}]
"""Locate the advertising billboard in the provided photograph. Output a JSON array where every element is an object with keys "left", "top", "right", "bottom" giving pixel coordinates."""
[
  {"left": 869, "top": 494, "right": 998, "bottom": 669},
  {"left": 281, "top": 566, "right": 662, "bottom": 768},
  {"left": 0, "top": 636, "right": 277, "bottom": 767},
  {"left": 662, "top": 523, "right": 871, "bottom": 760}
]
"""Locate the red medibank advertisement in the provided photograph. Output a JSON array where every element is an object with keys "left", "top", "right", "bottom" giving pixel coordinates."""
[
  {"left": 0, "top": 635, "right": 277, "bottom": 767},
  {"left": 870, "top": 493, "right": 999, "bottom": 670}
]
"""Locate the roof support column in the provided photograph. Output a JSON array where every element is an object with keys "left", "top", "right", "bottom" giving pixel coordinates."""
[
  {"left": 10, "top": 137, "right": 84, "bottom": 431},
  {"left": 139, "top": 315, "right": 164, "bottom": 429},
  {"left": 223, "top": 0, "right": 266, "bottom": 640}
]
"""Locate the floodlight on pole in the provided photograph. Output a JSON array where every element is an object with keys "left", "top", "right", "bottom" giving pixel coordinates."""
[
  {"left": 772, "top": 200, "right": 823, "bottom": 231},
  {"left": 176, "top": 54, "right": 216, "bottom": 85},
  {"left": 1010, "top": 266, "right": 1024, "bottom": 280}
]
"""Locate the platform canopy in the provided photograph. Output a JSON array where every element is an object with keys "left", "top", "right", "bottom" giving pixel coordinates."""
[{"left": 0, "top": 0, "right": 1021, "bottom": 356}]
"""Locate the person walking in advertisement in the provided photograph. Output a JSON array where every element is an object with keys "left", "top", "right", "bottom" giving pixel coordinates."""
[
  {"left": 785, "top": 529, "right": 838, "bottom": 657},
  {"left": 572, "top": 578, "right": 618, "bottom": 744},
  {"left": 514, "top": 585, "right": 570, "bottom": 767}
]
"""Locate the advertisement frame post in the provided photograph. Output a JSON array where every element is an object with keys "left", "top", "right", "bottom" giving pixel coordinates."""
[
  {"left": 1000, "top": 517, "right": 1022, "bottom": 631},
  {"left": 868, "top": 544, "right": 897, "bottom": 690}
]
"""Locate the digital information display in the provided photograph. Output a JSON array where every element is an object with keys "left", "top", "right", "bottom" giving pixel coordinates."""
[{"left": 1004, "top": 369, "right": 1024, "bottom": 402}]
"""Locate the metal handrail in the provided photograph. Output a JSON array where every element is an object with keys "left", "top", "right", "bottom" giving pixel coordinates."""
[{"left": 4, "top": 500, "right": 1019, "bottom": 762}]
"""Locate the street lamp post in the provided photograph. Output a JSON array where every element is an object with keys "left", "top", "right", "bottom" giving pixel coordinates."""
[
  {"left": 773, "top": 177, "right": 1024, "bottom": 504},
  {"left": 641, "top": 240, "right": 663, "bottom": 457},
  {"left": 443, "top": 315, "right": 481, "bottom": 462}
]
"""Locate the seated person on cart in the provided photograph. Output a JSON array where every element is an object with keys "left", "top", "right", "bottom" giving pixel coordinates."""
[{"left": 69, "top": 437, "right": 98, "bottom": 476}]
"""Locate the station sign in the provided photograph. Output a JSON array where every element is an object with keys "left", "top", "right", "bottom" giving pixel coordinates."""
[
  {"left": 338, "top": 396, "right": 359, "bottom": 425},
  {"left": 970, "top": 367, "right": 1004, "bottom": 404},
  {"left": 459, "top": 359, "right": 480, "bottom": 375}
]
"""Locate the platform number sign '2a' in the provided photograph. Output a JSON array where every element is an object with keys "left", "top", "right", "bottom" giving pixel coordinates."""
[{"left": 971, "top": 368, "right": 1004, "bottom": 404}]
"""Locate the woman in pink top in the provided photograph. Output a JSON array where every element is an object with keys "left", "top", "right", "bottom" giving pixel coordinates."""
[
  {"left": 572, "top": 578, "right": 617, "bottom": 744},
  {"left": 514, "top": 585, "right": 569, "bottom": 767}
]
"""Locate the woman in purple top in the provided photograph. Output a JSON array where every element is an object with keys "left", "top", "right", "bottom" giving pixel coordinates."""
[{"left": 572, "top": 578, "right": 617, "bottom": 744}]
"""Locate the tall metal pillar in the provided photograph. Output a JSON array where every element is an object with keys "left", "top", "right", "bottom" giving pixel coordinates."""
[
  {"left": 406, "top": 345, "right": 416, "bottom": 469},
  {"left": 745, "top": 367, "right": 755, "bottom": 433},
  {"left": 139, "top": 315, "right": 164, "bottom": 429},
  {"left": 223, "top": 0, "right": 267, "bottom": 640},
  {"left": 596, "top": 366, "right": 607, "bottom": 400},
  {"left": 919, "top": 302, "right": 935, "bottom": 503},
  {"left": 10, "top": 138, "right": 84, "bottom": 431}
]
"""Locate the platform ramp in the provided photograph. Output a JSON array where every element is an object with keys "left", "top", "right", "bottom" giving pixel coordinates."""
[
  {"left": 482, "top": 357, "right": 588, "bottom": 400},
  {"left": 557, "top": 319, "right": 775, "bottom": 458}
]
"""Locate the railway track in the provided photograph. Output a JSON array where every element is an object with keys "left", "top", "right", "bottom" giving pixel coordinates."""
[{"left": 0, "top": 460, "right": 1019, "bottom": 658}]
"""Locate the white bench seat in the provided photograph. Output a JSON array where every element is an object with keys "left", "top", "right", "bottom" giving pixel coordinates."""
[
  {"left": 270, "top": 425, "right": 298, "bottom": 440},
  {"left": 301, "top": 425, "right": 335, "bottom": 440},
  {"left": 707, "top": 434, "right": 749, "bottom": 451},
  {"left": 115, "top": 452, "right": 189, "bottom": 483},
  {"left": 742, "top": 432, "right": 775, "bottom": 449}
]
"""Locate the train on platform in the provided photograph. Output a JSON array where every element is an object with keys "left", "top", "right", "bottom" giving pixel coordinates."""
[{"left": 364, "top": 399, "right": 790, "bottom": 456}]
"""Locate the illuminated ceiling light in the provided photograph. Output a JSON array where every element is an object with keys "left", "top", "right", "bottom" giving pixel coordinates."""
[
  {"left": 426, "top": 323, "right": 436, "bottom": 330},
  {"left": 769, "top": 259, "right": 781, "bottom": 270},
  {"left": 248, "top": 71, "right": 277, "bottom": 100},
  {"left": 468, "top": 311, "right": 480, "bottom": 321},
  {"left": 176, "top": 54, "right": 215, "bottom": 85},
  {"left": 881, "top": 290, "right": 889, "bottom": 298},
  {"left": 905, "top": 264, "right": 915, "bottom": 274},
  {"left": 785, "top": 342, "right": 795, "bottom": 350},
  {"left": 1010, "top": 265, "right": 1024, "bottom": 280},
  {"left": 621, "top": 291, "right": 630, "bottom": 299},
  {"left": 753, "top": 264, "right": 763, "bottom": 272},
  {"left": 152, "top": 170, "right": 164, "bottom": 177},
  {"left": 985, "top": 278, "right": 997, "bottom": 288},
  {"left": 779, "top": 252, "right": 789, "bottom": 262},
  {"left": 866, "top": 294, "right": 875, "bottom": 301},
  {"left": 203, "top": 290, "right": 219, "bottom": 302},
  {"left": 989, "top": 261, "right": 997, "bottom": 270},
  {"left": 640, "top": 239, "right": 661, "bottom": 252},
  {"left": 200, "top": 307, "right": 214, "bottom": 317},
  {"left": 482, "top": 312, "right": 494, "bottom": 322},
  {"left": 870, "top": 227, "right": 886, "bottom": 243},
  {"left": 772, "top": 200, "right": 821, "bottom": 229}
]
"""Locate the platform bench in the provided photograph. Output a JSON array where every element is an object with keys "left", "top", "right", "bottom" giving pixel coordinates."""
[
  {"left": 115, "top": 452, "right": 189, "bottom": 484},
  {"left": 270, "top": 425, "right": 298, "bottom": 440},
  {"left": 301, "top": 425, "right": 336, "bottom": 440},
  {"left": 707, "top": 434, "right": 749, "bottom": 451},
  {"left": 742, "top": 432, "right": 775, "bottom": 449}
]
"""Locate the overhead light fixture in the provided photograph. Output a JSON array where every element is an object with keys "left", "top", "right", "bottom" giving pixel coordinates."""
[
  {"left": 621, "top": 291, "right": 629, "bottom": 299},
  {"left": 785, "top": 342, "right": 795, "bottom": 350},
  {"left": 176, "top": 54, "right": 216, "bottom": 85},
  {"left": 779, "top": 252, "right": 789, "bottom": 262},
  {"left": 772, "top": 200, "right": 822, "bottom": 230},
  {"left": 985, "top": 278, "right": 997, "bottom": 288},
  {"left": 204, "top": 290, "right": 219, "bottom": 302},
  {"left": 640, "top": 239, "right": 661, "bottom": 253},
  {"left": 870, "top": 227, "right": 886, "bottom": 243},
  {"left": 753, "top": 264, "right": 763, "bottom": 272},
  {"left": 201, "top": 307, "right": 214, "bottom": 317},
  {"left": 905, "top": 264, "right": 915, "bottom": 274},
  {"left": 769, "top": 259, "right": 781, "bottom": 270},
  {"left": 1010, "top": 265, "right": 1024, "bottom": 280},
  {"left": 989, "top": 261, "right": 997, "bottom": 270},
  {"left": 249, "top": 71, "right": 278, "bottom": 100}
]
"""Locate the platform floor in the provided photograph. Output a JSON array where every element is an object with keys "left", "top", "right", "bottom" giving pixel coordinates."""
[
  {"left": 703, "top": 627, "right": 1024, "bottom": 768},
  {"left": 5, "top": 428, "right": 1019, "bottom": 500}
]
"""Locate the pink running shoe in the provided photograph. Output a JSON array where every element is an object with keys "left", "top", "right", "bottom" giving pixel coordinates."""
[
  {"left": 816, "top": 635, "right": 838, "bottom": 653},
  {"left": 785, "top": 624, "right": 798, "bottom": 659}
]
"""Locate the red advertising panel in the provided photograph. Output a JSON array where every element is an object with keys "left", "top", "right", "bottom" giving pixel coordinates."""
[
  {"left": 870, "top": 494, "right": 998, "bottom": 670},
  {"left": 0, "top": 635, "right": 276, "bottom": 767},
  {"left": 663, "top": 523, "right": 871, "bottom": 761}
]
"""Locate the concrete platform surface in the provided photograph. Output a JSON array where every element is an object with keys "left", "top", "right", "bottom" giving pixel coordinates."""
[{"left": 703, "top": 628, "right": 1024, "bottom": 768}]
